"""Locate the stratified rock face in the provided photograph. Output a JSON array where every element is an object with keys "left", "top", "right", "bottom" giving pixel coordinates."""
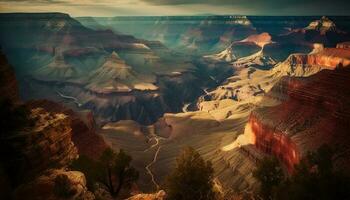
[
  {"left": 287, "top": 48, "right": 350, "bottom": 68},
  {"left": 126, "top": 190, "right": 166, "bottom": 200},
  {"left": 34, "top": 49, "right": 79, "bottom": 81},
  {"left": 248, "top": 114, "right": 300, "bottom": 173},
  {"left": 86, "top": 51, "right": 158, "bottom": 93},
  {"left": 249, "top": 67, "right": 350, "bottom": 172},
  {"left": 198, "top": 48, "right": 348, "bottom": 115},
  {"left": 2, "top": 107, "right": 78, "bottom": 185},
  {"left": 205, "top": 33, "right": 272, "bottom": 63},
  {"left": 0, "top": 50, "right": 19, "bottom": 102},
  {"left": 27, "top": 99, "right": 108, "bottom": 160},
  {"left": 337, "top": 41, "right": 350, "bottom": 49},
  {"left": 14, "top": 169, "right": 95, "bottom": 200}
]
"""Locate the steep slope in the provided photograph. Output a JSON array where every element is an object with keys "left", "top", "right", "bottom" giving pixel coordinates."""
[
  {"left": 27, "top": 99, "right": 108, "bottom": 160},
  {"left": 232, "top": 49, "right": 276, "bottom": 69},
  {"left": 205, "top": 32, "right": 272, "bottom": 62},
  {"left": 86, "top": 51, "right": 158, "bottom": 93},
  {"left": 244, "top": 67, "right": 350, "bottom": 173},
  {"left": 1, "top": 13, "right": 215, "bottom": 125},
  {"left": 34, "top": 49, "right": 79, "bottom": 81},
  {"left": 198, "top": 48, "right": 350, "bottom": 121},
  {"left": 0, "top": 12, "right": 155, "bottom": 77},
  {"left": 0, "top": 51, "right": 95, "bottom": 199},
  {"left": 100, "top": 112, "right": 259, "bottom": 194},
  {"left": 1, "top": 107, "right": 78, "bottom": 185}
]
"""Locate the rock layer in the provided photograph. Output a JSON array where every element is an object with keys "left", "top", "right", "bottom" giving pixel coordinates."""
[
  {"left": 14, "top": 169, "right": 94, "bottom": 200},
  {"left": 1, "top": 107, "right": 78, "bottom": 185},
  {"left": 27, "top": 99, "right": 108, "bottom": 160},
  {"left": 249, "top": 67, "right": 350, "bottom": 172}
]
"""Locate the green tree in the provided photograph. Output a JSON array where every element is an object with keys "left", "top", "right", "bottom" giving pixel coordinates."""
[
  {"left": 253, "top": 156, "right": 284, "bottom": 199},
  {"left": 99, "top": 147, "right": 117, "bottom": 194},
  {"left": 70, "top": 155, "right": 102, "bottom": 190},
  {"left": 71, "top": 148, "right": 139, "bottom": 198},
  {"left": 274, "top": 144, "right": 350, "bottom": 200},
  {"left": 254, "top": 145, "right": 350, "bottom": 200},
  {"left": 114, "top": 149, "right": 139, "bottom": 196},
  {"left": 165, "top": 147, "right": 216, "bottom": 200}
]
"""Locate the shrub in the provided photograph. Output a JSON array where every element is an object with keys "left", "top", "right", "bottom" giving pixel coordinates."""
[{"left": 165, "top": 147, "right": 216, "bottom": 200}]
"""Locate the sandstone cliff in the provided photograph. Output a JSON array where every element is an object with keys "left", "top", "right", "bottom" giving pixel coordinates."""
[
  {"left": 1, "top": 107, "right": 78, "bottom": 186},
  {"left": 0, "top": 51, "right": 96, "bottom": 199},
  {"left": 14, "top": 169, "right": 94, "bottom": 200},
  {"left": 126, "top": 190, "right": 166, "bottom": 200},
  {"left": 197, "top": 48, "right": 349, "bottom": 121},
  {"left": 27, "top": 99, "right": 108, "bottom": 160},
  {"left": 336, "top": 41, "right": 350, "bottom": 49},
  {"left": 247, "top": 67, "right": 350, "bottom": 172}
]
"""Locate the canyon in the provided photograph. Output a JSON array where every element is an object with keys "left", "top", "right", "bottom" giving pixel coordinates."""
[
  {"left": 0, "top": 49, "right": 104, "bottom": 199},
  {"left": 1, "top": 13, "right": 350, "bottom": 199}
]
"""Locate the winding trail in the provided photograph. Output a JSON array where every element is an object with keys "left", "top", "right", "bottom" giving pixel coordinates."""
[
  {"left": 144, "top": 135, "right": 166, "bottom": 190},
  {"left": 56, "top": 90, "right": 82, "bottom": 107},
  {"left": 145, "top": 145, "right": 162, "bottom": 190}
]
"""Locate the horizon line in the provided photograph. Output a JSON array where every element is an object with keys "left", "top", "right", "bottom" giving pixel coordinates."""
[{"left": 1, "top": 12, "right": 350, "bottom": 18}]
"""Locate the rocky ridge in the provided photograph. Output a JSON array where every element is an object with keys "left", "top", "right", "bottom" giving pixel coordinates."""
[
  {"left": 228, "top": 45, "right": 350, "bottom": 173},
  {"left": 27, "top": 99, "right": 108, "bottom": 160}
]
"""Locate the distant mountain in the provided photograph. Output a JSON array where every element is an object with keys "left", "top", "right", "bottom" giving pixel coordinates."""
[
  {"left": 78, "top": 15, "right": 257, "bottom": 55},
  {"left": 205, "top": 32, "right": 272, "bottom": 63},
  {"left": 305, "top": 16, "right": 338, "bottom": 34},
  {"left": 86, "top": 51, "right": 158, "bottom": 93}
]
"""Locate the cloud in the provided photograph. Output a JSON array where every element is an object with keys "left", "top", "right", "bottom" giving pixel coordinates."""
[
  {"left": 0, "top": 0, "right": 349, "bottom": 16},
  {"left": 141, "top": 0, "right": 349, "bottom": 11},
  {"left": 142, "top": 0, "right": 234, "bottom": 5}
]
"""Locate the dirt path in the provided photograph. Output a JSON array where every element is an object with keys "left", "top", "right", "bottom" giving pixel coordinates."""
[
  {"left": 144, "top": 135, "right": 165, "bottom": 190},
  {"left": 145, "top": 145, "right": 162, "bottom": 190}
]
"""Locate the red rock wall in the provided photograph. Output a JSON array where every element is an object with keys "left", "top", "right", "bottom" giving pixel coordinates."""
[
  {"left": 250, "top": 66, "right": 350, "bottom": 173},
  {"left": 249, "top": 114, "right": 300, "bottom": 173},
  {"left": 288, "top": 48, "right": 350, "bottom": 68},
  {"left": 336, "top": 42, "right": 350, "bottom": 49}
]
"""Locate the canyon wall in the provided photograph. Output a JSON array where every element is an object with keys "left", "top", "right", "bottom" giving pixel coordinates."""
[
  {"left": 0, "top": 51, "right": 95, "bottom": 199},
  {"left": 1, "top": 107, "right": 78, "bottom": 186},
  {"left": 248, "top": 66, "right": 350, "bottom": 172},
  {"left": 27, "top": 100, "right": 108, "bottom": 160},
  {"left": 288, "top": 48, "right": 350, "bottom": 68},
  {"left": 248, "top": 114, "right": 300, "bottom": 173},
  {"left": 336, "top": 41, "right": 350, "bottom": 49}
]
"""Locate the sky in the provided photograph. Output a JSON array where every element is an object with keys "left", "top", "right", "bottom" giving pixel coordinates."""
[{"left": 0, "top": 0, "right": 349, "bottom": 16}]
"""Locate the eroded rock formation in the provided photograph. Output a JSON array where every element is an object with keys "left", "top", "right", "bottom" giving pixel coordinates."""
[
  {"left": 1, "top": 107, "right": 78, "bottom": 186},
  {"left": 126, "top": 190, "right": 166, "bottom": 200},
  {"left": 248, "top": 67, "right": 350, "bottom": 172},
  {"left": 337, "top": 41, "right": 350, "bottom": 49},
  {"left": 27, "top": 100, "right": 108, "bottom": 160},
  {"left": 14, "top": 169, "right": 94, "bottom": 200}
]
